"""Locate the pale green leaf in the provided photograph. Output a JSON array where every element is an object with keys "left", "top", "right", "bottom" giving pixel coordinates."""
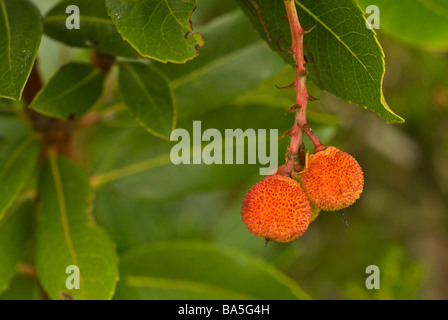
[{"left": 36, "top": 155, "right": 118, "bottom": 300}]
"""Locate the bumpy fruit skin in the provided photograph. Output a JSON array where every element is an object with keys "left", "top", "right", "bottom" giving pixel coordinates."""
[
  {"left": 241, "top": 175, "right": 311, "bottom": 243},
  {"left": 300, "top": 146, "right": 364, "bottom": 211}
]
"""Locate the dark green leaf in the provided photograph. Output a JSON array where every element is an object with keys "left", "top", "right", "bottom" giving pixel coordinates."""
[
  {"left": 0, "top": 201, "right": 33, "bottom": 294},
  {"left": 114, "top": 241, "right": 309, "bottom": 299},
  {"left": 236, "top": 0, "right": 404, "bottom": 124},
  {"left": 106, "top": 0, "right": 204, "bottom": 63},
  {"left": 119, "top": 61, "right": 176, "bottom": 140},
  {"left": 0, "top": 136, "right": 39, "bottom": 221},
  {"left": 357, "top": 0, "right": 448, "bottom": 49},
  {"left": 36, "top": 155, "right": 118, "bottom": 300},
  {"left": 30, "top": 62, "right": 103, "bottom": 119},
  {"left": 44, "top": 0, "right": 140, "bottom": 58},
  {"left": 0, "top": 0, "right": 43, "bottom": 100}
]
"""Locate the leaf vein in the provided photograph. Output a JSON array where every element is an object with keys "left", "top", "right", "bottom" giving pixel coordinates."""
[{"left": 49, "top": 155, "right": 78, "bottom": 269}]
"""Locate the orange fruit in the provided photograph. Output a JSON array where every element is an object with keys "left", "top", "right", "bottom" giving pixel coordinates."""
[
  {"left": 241, "top": 175, "right": 311, "bottom": 243},
  {"left": 300, "top": 147, "right": 364, "bottom": 211}
]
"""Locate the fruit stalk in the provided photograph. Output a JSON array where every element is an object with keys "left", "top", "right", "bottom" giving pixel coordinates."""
[{"left": 282, "top": 0, "right": 325, "bottom": 176}]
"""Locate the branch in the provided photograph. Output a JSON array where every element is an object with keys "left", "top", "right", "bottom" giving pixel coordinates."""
[
  {"left": 89, "top": 50, "right": 116, "bottom": 75},
  {"left": 16, "top": 262, "right": 37, "bottom": 278},
  {"left": 282, "top": 0, "right": 325, "bottom": 177}
]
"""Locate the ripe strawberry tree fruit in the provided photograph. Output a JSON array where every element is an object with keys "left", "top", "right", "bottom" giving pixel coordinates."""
[
  {"left": 241, "top": 174, "right": 311, "bottom": 243},
  {"left": 300, "top": 147, "right": 364, "bottom": 212}
]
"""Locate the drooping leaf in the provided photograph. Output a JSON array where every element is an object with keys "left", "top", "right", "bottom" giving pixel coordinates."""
[
  {"left": 0, "top": 201, "right": 33, "bottom": 294},
  {"left": 106, "top": 0, "right": 204, "bottom": 63},
  {"left": 0, "top": 0, "right": 43, "bottom": 100},
  {"left": 236, "top": 0, "right": 404, "bottom": 124},
  {"left": 30, "top": 62, "right": 103, "bottom": 119},
  {"left": 357, "top": 0, "right": 448, "bottom": 49},
  {"left": 119, "top": 61, "right": 176, "bottom": 140},
  {"left": 35, "top": 155, "right": 118, "bottom": 300},
  {"left": 155, "top": 10, "right": 287, "bottom": 119},
  {"left": 0, "top": 136, "right": 39, "bottom": 221},
  {"left": 44, "top": 0, "right": 140, "bottom": 58},
  {"left": 114, "top": 241, "right": 309, "bottom": 300}
]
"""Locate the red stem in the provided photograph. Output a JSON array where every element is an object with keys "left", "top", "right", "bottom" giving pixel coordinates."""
[{"left": 282, "top": 0, "right": 325, "bottom": 177}]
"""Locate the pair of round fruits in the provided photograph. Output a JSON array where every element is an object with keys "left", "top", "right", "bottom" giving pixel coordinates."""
[{"left": 241, "top": 146, "right": 364, "bottom": 243}]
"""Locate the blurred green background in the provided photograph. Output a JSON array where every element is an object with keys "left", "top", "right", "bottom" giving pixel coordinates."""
[{"left": 2, "top": 0, "right": 448, "bottom": 300}]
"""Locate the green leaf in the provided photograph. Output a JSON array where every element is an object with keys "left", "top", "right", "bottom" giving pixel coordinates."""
[
  {"left": 119, "top": 61, "right": 176, "bottom": 140},
  {"left": 44, "top": 0, "right": 140, "bottom": 58},
  {"left": 30, "top": 62, "right": 103, "bottom": 119},
  {"left": 155, "top": 10, "right": 287, "bottom": 119},
  {"left": 0, "top": 0, "right": 43, "bottom": 100},
  {"left": 236, "top": 0, "right": 404, "bottom": 124},
  {"left": 0, "top": 201, "right": 33, "bottom": 294},
  {"left": 114, "top": 241, "right": 309, "bottom": 300},
  {"left": 36, "top": 155, "right": 118, "bottom": 300},
  {"left": 106, "top": 0, "right": 204, "bottom": 63},
  {"left": 0, "top": 136, "right": 39, "bottom": 221},
  {"left": 357, "top": 0, "right": 448, "bottom": 49}
]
